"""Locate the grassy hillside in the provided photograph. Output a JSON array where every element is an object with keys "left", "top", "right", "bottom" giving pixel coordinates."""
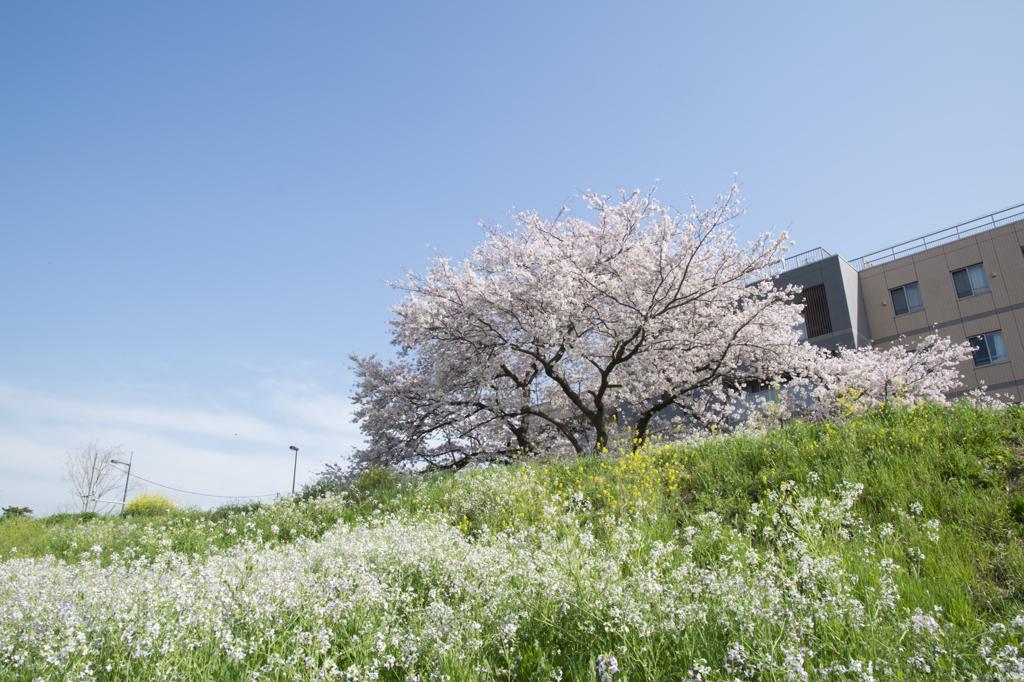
[{"left": 3, "top": 401, "right": 1024, "bottom": 681}]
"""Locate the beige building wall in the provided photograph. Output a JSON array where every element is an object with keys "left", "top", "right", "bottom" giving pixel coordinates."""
[{"left": 860, "top": 218, "right": 1024, "bottom": 399}]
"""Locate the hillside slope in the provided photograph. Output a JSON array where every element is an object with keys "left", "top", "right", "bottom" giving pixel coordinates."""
[{"left": 3, "top": 402, "right": 1023, "bottom": 681}]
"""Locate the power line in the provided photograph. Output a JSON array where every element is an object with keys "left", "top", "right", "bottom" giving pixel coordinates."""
[{"left": 128, "top": 473, "right": 282, "bottom": 499}]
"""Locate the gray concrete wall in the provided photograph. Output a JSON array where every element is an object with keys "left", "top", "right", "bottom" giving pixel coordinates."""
[{"left": 774, "top": 254, "right": 868, "bottom": 351}]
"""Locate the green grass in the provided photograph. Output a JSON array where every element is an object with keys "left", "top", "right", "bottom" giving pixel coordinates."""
[
  {"left": 4, "top": 400, "right": 1023, "bottom": 616},
  {"left": 3, "top": 400, "right": 1024, "bottom": 680},
  {"left": 296, "top": 400, "right": 1024, "bottom": 622}
]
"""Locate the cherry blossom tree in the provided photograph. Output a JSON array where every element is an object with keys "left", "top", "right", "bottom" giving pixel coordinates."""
[
  {"left": 348, "top": 183, "right": 985, "bottom": 471},
  {"left": 742, "top": 332, "right": 977, "bottom": 429},
  {"left": 350, "top": 182, "right": 814, "bottom": 469},
  {"left": 804, "top": 333, "right": 974, "bottom": 419}
]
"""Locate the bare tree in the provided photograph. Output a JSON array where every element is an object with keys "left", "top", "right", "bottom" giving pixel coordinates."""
[{"left": 62, "top": 439, "right": 133, "bottom": 513}]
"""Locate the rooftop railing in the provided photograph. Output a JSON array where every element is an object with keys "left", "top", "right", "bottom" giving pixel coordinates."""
[
  {"left": 761, "top": 247, "right": 832, "bottom": 278},
  {"left": 847, "top": 202, "right": 1024, "bottom": 271}
]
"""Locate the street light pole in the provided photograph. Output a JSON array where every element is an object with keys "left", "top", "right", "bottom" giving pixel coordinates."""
[
  {"left": 111, "top": 453, "right": 133, "bottom": 505},
  {"left": 289, "top": 446, "right": 299, "bottom": 496}
]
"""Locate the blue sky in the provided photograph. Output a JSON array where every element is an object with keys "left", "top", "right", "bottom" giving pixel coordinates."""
[{"left": 2, "top": 2, "right": 1022, "bottom": 514}]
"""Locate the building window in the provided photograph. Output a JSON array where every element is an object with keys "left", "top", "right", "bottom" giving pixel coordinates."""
[
  {"left": 969, "top": 331, "right": 1008, "bottom": 367},
  {"left": 800, "top": 284, "right": 833, "bottom": 339},
  {"left": 890, "top": 283, "right": 924, "bottom": 316},
  {"left": 952, "top": 264, "right": 990, "bottom": 299}
]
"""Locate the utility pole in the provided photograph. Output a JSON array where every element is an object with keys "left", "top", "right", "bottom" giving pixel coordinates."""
[
  {"left": 289, "top": 446, "right": 299, "bottom": 495},
  {"left": 86, "top": 447, "right": 100, "bottom": 512}
]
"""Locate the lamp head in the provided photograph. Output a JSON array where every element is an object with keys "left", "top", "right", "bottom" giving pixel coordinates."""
[{"left": 289, "top": 446, "right": 299, "bottom": 452}]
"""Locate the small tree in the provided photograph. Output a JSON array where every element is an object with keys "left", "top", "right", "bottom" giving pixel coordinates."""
[
  {"left": 62, "top": 439, "right": 132, "bottom": 513},
  {"left": 2, "top": 506, "right": 32, "bottom": 518},
  {"left": 805, "top": 333, "right": 974, "bottom": 418},
  {"left": 744, "top": 333, "right": 975, "bottom": 427}
]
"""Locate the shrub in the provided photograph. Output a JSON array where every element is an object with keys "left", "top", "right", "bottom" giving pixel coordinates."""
[
  {"left": 354, "top": 466, "right": 394, "bottom": 491},
  {"left": 41, "top": 512, "right": 97, "bottom": 527},
  {"left": 302, "top": 465, "right": 402, "bottom": 501},
  {"left": 123, "top": 491, "right": 177, "bottom": 517},
  {"left": 208, "top": 501, "right": 264, "bottom": 521}
]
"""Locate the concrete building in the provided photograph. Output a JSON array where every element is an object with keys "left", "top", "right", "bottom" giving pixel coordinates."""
[{"left": 775, "top": 201, "right": 1024, "bottom": 400}]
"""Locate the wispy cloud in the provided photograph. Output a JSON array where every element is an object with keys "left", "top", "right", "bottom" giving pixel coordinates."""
[
  {"left": 264, "top": 380, "right": 359, "bottom": 433},
  {"left": 0, "top": 385, "right": 277, "bottom": 441},
  {"left": 0, "top": 380, "right": 363, "bottom": 514}
]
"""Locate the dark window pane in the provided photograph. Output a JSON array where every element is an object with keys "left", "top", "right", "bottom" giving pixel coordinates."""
[
  {"left": 970, "top": 335, "right": 991, "bottom": 366},
  {"left": 953, "top": 269, "right": 973, "bottom": 299},
  {"left": 802, "top": 284, "right": 832, "bottom": 338},
  {"left": 890, "top": 287, "right": 909, "bottom": 316}
]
